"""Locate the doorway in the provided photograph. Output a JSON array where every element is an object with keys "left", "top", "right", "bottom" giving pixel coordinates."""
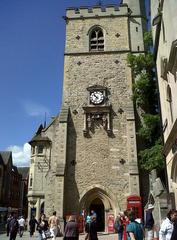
[{"left": 89, "top": 198, "right": 105, "bottom": 231}]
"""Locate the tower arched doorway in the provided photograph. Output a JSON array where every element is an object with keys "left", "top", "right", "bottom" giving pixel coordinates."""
[
  {"left": 89, "top": 198, "right": 105, "bottom": 231},
  {"left": 79, "top": 186, "right": 116, "bottom": 232}
]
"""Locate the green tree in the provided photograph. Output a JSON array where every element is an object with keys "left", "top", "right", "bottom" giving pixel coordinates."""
[{"left": 127, "top": 32, "right": 163, "bottom": 172}]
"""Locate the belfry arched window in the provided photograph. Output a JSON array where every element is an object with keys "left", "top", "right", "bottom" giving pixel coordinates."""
[
  {"left": 90, "top": 27, "right": 104, "bottom": 51},
  {"left": 167, "top": 85, "right": 173, "bottom": 123}
]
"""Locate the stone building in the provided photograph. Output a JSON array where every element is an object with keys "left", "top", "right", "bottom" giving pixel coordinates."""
[
  {"left": 151, "top": 0, "right": 177, "bottom": 209},
  {"left": 27, "top": 0, "right": 146, "bottom": 231}
]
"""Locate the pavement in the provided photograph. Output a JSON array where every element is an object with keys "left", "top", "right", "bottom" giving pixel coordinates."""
[{"left": 0, "top": 231, "right": 118, "bottom": 240}]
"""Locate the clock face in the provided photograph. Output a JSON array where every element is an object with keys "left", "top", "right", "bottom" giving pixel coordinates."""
[{"left": 90, "top": 91, "right": 104, "bottom": 104}]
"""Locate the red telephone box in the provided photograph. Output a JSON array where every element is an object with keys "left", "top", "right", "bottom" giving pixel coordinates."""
[{"left": 127, "top": 195, "right": 142, "bottom": 220}]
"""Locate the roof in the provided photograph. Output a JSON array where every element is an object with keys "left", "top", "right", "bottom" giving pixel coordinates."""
[
  {"left": 0, "top": 151, "right": 12, "bottom": 165},
  {"left": 29, "top": 135, "right": 51, "bottom": 144},
  {"left": 18, "top": 167, "right": 29, "bottom": 179}
]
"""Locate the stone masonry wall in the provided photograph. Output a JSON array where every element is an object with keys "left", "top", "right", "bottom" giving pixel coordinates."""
[{"left": 62, "top": 12, "right": 139, "bottom": 214}]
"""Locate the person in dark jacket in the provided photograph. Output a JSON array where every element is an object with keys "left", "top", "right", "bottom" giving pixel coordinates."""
[
  {"left": 29, "top": 215, "right": 38, "bottom": 238},
  {"left": 64, "top": 215, "right": 79, "bottom": 240},
  {"left": 85, "top": 215, "right": 98, "bottom": 240},
  {"left": 171, "top": 218, "right": 177, "bottom": 240},
  {"left": 9, "top": 212, "right": 19, "bottom": 240},
  {"left": 145, "top": 204, "right": 154, "bottom": 240},
  {"left": 6, "top": 214, "right": 12, "bottom": 236}
]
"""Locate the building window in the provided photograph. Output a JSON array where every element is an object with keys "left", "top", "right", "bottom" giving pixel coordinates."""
[
  {"left": 90, "top": 27, "right": 104, "bottom": 51},
  {"left": 167, "top": 85, "right": 173, "bottom": 123},
  {"left": 32, "top": 146, "right": 35, "bottom": 155},
  {"left": 37, "top": 145, "right": 44, "bottom": 154},
  {"left": 30, "top": 175, "right": 33, "bottom": 187}
]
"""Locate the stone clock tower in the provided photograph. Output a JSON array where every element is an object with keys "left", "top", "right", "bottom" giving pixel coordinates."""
[{"left": 28, "top": 0, "right": 146, "bottom": 231}]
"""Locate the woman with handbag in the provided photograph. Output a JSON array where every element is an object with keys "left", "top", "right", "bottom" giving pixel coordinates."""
[
  {"left": 37, "top": 214, "right": 49, "bottom": 240},
  {"left": 63, "top": 215, "right": 79, "bottom": 240}
]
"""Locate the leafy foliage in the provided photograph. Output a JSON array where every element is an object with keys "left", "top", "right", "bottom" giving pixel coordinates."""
[
  {"left": 144, "top": 31, "right": 153, "bottom": 46},
  {"left": 127, "top": 53, "right": 154, "bottom": 75},
  {"left": 127, "top": 31, "right": 163, "bottom": 172},
  {"left": 139, "top": 139, "right": 164, "bottom": 171}
]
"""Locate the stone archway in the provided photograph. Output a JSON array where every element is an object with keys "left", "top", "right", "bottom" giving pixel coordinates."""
[
  {"left": 89, "top": 198, "right": 105, "bottom": 231},
  {"left": 79, "top": 186, "right": 115, "bottom": 232}
]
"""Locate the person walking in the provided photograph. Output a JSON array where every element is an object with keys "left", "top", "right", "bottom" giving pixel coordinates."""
[
  {"left": 114, "top": 213, "right": 124, "bottom": 240},
  {"left": 48, "top": 211, "right": 61, "bottom": 240},
  {"left": 85, "top": 215, "right": 98, "bottom": 240},
  {"left": 64, "top": 215, "right": 79, "bottom": 240},
  {"left": 29, "top": 215, "right": 38, "bottom": 238},
  {"left": 124, "top": 209, "right": 143, "bottom": 240},
  {"left": 37, "top": 213, "right": 49, "bottom": 240},
  {"left": 6, "top": 214, "right": 12, "bottom": 237},
  {"left": 9, "top": 212, "right": 19, "bottom": 240},
  {"left": 145, "top": 204, "right": 155, "bottom": 240},
  {"left": 18, "top": 215, "right": 26, "bottom": 237},
  {"left": 159, "top": 209, "right": 177, "bottom": 240}
]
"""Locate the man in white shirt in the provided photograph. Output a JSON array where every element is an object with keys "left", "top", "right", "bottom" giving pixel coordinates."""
[
  {"left": 18, "top": 216, "right": 26, "bottom": 237},
  {"left": 159, "top": 210, "right": 177, "bottom": 240}
]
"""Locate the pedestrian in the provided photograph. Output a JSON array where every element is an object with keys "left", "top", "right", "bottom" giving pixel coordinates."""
[
  {"left": 90, "top": 210, "right": 97, "bottom": 219},
  {"left": 159, "top": 209, "right": 177, "bottom": 240},
  {"left": 6, "top": 214, "right": 12, "bottom": 237},
  {"left": 124, "top": 209, "right": 144, "bottom": 240},
  {"left": 145, "top": 204, "right": 154, "bottom": 240},
  {"left": 171, "top": 218, "right": 177, "bottom": 240},
  {"left": 18, "top": 215, "right": 26, "bottom": 237},
  {"left": 48, "top": 211, "right": 61, "bottom": 240},
  {"left": 29, "top": 215, "right": 38, "bottom": 238},
  {"left": 85, "top": 215, "right": 98, "bottom": 240},
  {"left": 37, "top": 213, "right": 49, "bottom": 240},
  {"left": 123, "top": 212, "right": 129, "bottom": 240},
  {"left": 9, "top": 212, "right": 19, "bottom": 240},
  {"left": 114, "top": 213, "right": 124, "bottom": 240},
  {"left": 64, "top": 215, "right": 79, "bottom": 240}
]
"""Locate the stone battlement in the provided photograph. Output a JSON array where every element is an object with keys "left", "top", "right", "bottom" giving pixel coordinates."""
[{"left": 66, "top": 4, "right": 129, "bottom": 19}]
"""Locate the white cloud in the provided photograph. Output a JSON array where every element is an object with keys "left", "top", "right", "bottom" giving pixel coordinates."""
[
  {"left": 23, "top": 100, "right": 50, "bottom": 117},
  {"left": 6, "top": 143, "right": 31, "bottom": 167}
]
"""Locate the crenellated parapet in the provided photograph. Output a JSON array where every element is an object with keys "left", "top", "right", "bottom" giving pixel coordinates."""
[{"left": 66, "top": 4, "right": 129, "bottom": 19}]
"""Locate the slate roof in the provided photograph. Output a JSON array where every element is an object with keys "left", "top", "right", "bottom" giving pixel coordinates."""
[
  {"left": 18, "top": 167, "right": 29, "bottom": 179},
  {"left": 29, "top": 124, "right": 51, "bottom": 145},
  {"left": 0, "top": 151, "right": 12, "bottom": 165}
]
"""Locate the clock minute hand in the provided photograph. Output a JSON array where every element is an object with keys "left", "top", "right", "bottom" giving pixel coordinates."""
[{"left": 94, "top": 93, "right": 98, "bottom": 99}]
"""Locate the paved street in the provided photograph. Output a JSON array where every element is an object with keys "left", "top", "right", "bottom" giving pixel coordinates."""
[{"left": 0, "top": 231, "right": 118, "bottom": 240}]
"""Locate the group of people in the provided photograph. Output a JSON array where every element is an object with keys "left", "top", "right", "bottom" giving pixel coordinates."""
[
  {"left": 114, "top": 209, "right": 144, "bottom": 240},
  {"left": 6, "top": 211, "right": 61, "bottom": 240},
  {"left": 6, "top": 213, "right": 26, "bottom": 240},
  {"left": 114, "top": 204, "right": 177, "bottom": 240}
]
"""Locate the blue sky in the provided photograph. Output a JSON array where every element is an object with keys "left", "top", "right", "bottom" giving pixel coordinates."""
[{"left": 0, "top": 0, "right": 148, "bottom": 166}]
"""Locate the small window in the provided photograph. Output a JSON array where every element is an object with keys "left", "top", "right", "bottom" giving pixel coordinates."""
[
  {"left": 37, "top": 145, "right": 44, "bottom": 154},
  {"left": 90, "top": 27, "right": 104, "bottom": 51},
  {"left": 30, "top": 175, "right": 33, "bottom": 187},
  {"left": 32, "top": 146, "right": 35, "bottom": 154},
  {"left": 167, "top": 85, "right": 173, "bottom": 122}
]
